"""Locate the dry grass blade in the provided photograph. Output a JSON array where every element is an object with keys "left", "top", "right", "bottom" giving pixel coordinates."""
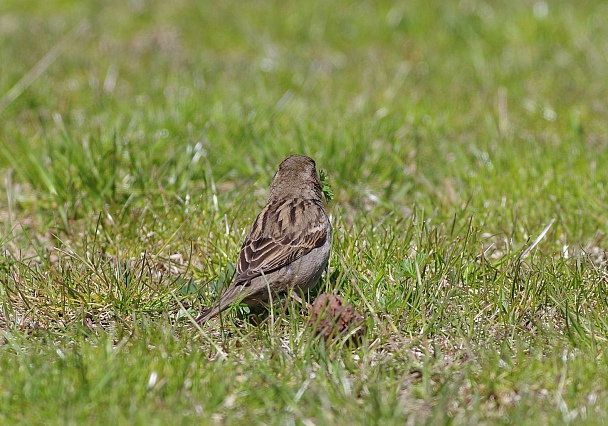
[
  {"left": 0, "top": 20, "right": 89, "bottom": 114},
  {"left": 520, "top": 218, "right": 556, "bottom": 259}
]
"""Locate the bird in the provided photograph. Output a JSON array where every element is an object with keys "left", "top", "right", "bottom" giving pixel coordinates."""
[{"left": 195, "top": 154, "right": 332, "bottom": 324}]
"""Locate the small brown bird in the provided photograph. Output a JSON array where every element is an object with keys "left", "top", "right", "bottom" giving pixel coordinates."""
[{"left": 196, "top": 154, "right": 332, "bottom": 324}]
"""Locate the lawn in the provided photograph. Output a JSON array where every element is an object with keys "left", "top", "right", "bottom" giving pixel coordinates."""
[{"left": 1, "top": 0, "right": 608, "bottom": 424}]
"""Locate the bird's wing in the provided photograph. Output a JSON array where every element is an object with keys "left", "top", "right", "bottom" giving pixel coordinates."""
[{"left": 234, "top": 199, "right": 328, "bottom": 285}]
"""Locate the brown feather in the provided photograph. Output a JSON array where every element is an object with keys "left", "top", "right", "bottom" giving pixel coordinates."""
[{"left": 235, "top": 198, "right": 327, "bottom": 285}]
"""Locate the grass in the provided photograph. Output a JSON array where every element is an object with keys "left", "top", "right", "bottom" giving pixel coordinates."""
[{"left": 1, "top": 0, "right": 608, "bottom": 423}]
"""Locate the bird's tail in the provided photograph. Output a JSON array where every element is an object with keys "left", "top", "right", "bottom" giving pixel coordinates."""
[
  {"left": 194, "top": 306, "right": 220, "bottom": 324},
  {"left": 195, "top": 287, "right": 241, "bottom": 324}
]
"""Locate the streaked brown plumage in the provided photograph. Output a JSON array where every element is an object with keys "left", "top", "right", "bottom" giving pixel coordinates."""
[{"left": 196, "top": 155, "right": 332, "bottom": 324}]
